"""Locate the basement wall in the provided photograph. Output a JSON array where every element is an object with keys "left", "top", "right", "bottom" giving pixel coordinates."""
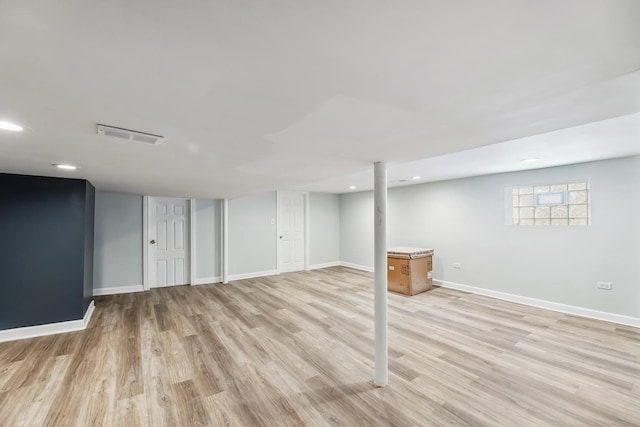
[
  {"left": 340, "top": 156, "right": 640, "bottom": 319},
  {"left": 0, "top": 173, "right": 95, "bottom": 330},
  {"left": 93, "top": 190, "right": 341, "bottom": 291},
  {"left": 228, "top": 192, "right": 278, "bottom": 277},
  {"left": 309, "top": 192, "right": 341, "bottom": 268}
]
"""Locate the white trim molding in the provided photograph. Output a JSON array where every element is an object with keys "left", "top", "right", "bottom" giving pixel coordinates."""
[
  {"left": 308, "top": 261, "right": 342, "bottom": 270},
  {"left": 190, "top": 198, "right": 197, "bottom": 286},
  {"left": 84, "top": 300, "right": 96, "bottom": 328},
  {"left": 93, "top": 285, "right": 145, "bottom": 296},
  {"left": 222, "top": 198, "right": 229, "bottom": 284},
  {"left": 194, "top": 276, "right": 223, "bottom": 285},
  {"left": 276, "top": 191, "right": 281, "bottom": 275},
  {"left": 0, "top": 300, "right": 96, "bottom": 343},
  {"left": 227, "top": 270, "right": 278, "bottom": 282},
  {"left": 304, "top": 192, "right": 310, "bottom": 271},
  {"left": 143, "top": 196, "right": 150, "bottom": 291},
  {"left": 340, "top": 262, "right": 375, "bottom": 273},
  {"left": 435, "top": 279, "right": 640, "bottom": 328}
]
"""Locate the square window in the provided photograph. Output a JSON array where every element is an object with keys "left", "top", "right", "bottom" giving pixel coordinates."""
[
  {"left": 569, "top": 204, "right": 588, "bottom": 218},
  {"left": 519, "top": 187, "right": 534, "bottom": 195},
  {"left": 509, "top": 181, "right": 589, "bottom": 226},
  {"left": 519, "top": 194, "right": 534, "bottom": 207},
  {"left": 551, "top": 205, "right": 568, "bottom": 218},
  {"left": 534, "top": 206, "right": 550, "bottom": 219},
  {"left": 520, "top": 207, "right": 534, "bottom": 219},
  {"left": 569, "top": 190, "right": 588, "bottom": 204},
  {"left": 513, "top": 208, "right": 520, "bottom": 220},
  {"left": 568, "top": 182, "right": 588, "bottom": 191}
]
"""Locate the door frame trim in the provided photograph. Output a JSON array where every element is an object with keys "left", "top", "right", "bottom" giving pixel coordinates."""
[
  {"left": 276, "top": 191, "right": 309, "bottom": 275},
  {"left": 189, "top": 199, "right": 196, "bottom": 286},
  {"left": 143, "top": 196, "right": 149, "bottom": 290},
  {"left": 143, "top": 196, "right": 195, "bottom": 290}
]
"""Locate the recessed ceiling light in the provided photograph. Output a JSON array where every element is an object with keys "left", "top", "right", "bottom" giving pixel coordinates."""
[
  {"left": 54, "top": 164, "right": 78, "bottom": 170},
  {"left": 0, "top": 121, "right": 23, "bottom": 131},
  {"left": 412, "top": 176, "right": 421, "bottom": 180},
  {"left": 520, "top": 158, "right": 540, "bottom": 164},
  {"left": 349, "top": 186, "right": 357, "bottom": 190}
]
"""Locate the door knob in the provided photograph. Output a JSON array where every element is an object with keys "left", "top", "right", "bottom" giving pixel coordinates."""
[
  {"left": 150, "top": 240, "right": 156, "bottom": 244},
  {"left": 279, "top": 236, "right": 283, "bottom": 239}
]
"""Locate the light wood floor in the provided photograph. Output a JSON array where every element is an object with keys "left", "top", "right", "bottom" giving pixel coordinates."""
[{"left": 1, "top": 267, "right": 639, "bottom": 426}]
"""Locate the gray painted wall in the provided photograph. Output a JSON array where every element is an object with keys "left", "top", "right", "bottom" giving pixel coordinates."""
[
  {"left": 94, "top": 191, "right": 336, "bottom": 287},
  {"left": 309, "top": 193, "right": 341, "bottom": 266},
  {"left": 340, "top": 156, "right": 640, "bottom": 318},
  {"left": 94, "top": 194, "right": 224, "bottom": 289},
  {"left": 228, "top": 192, "right": 277, "bottom": 275},
  {"left": 195, "top": 199, "right": 221, "bottom": 280},
  {"left": 340, "top": 190, "right": 374, "bottom": 269},
  {"left": 94, "top": 191, "right": 143, "bottom": 289}
]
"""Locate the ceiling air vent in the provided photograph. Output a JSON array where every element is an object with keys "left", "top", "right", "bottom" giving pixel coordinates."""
[{"left": 97, "top": 124, "right": 164, "bottom": 145}]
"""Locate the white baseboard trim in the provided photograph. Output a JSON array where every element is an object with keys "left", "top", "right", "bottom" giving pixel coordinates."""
[
  {"left": 308, "top": 261, "right": 341, "bottom": 270},
  {"left": 84, "top": 300, "right": 95, "bottom": 328},
  {"left": 93, "top": 285, "right": 145, "bottom": 296},
  {"left": 339, "top": 262, "right": 375, "bottom": 273},
  {"left": 0, "top": 300, "right": 96, "bottom": 343},
  {"left": 194, "top": 276, "right": 223, "bottom": 285},
  {"left": 228, "top": 270, "right": 278, "bottom": 281},
  {"left": 435, "top": 279, "right": 640, "bottom": 328}
]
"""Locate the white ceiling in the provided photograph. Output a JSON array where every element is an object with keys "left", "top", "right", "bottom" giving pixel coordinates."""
[
  {"left": 299, "top": 112, "right": 640, "bottom": 193},
  {"left": 1, "top": 1, "right": 639, "bottom": 198}
]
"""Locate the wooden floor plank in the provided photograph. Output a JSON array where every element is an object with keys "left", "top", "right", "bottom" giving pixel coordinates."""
[{"left": 0, "top": 266, "right": 639, "bottom": 426}]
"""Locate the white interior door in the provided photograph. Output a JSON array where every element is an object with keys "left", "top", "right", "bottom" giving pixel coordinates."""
[
  {"left": 278, "top": 192, "right": 305, "bottom": 273},
  {"left": 148, "top": 198, "right": 190, "bottom": 288}
]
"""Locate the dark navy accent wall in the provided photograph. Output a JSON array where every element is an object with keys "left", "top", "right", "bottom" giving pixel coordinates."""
[
  {"left": 83, "top": 181, "right": 95, "bottom": 313},
  {"left": 0, "top": 173, "right": 95, "bottom": 330}
]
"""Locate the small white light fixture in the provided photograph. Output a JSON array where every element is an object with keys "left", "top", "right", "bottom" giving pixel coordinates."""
[
  {"left": 54, "top": 164, "right": 78, "bottom": 170},
  {"left": 520, "top": 158, "right": 540, "bottom": 164},
  {"left": 0, "top": 121, "right": 23, "bottom": 131},
  {"left": 412, "top": 176, "right": 421, "bottom": 180},
  {"left": 349, "top": 186, "right": 357, "bottom": 190}
]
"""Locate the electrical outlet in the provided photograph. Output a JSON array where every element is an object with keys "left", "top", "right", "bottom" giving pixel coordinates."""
[
  {"left": 596, "top": 281, "right": 612, "bottom": 290},
  {"left": 452, "top": 262, "right": 462, "bottom": 269}
]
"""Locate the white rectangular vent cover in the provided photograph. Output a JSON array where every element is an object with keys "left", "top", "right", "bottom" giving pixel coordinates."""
[{"left": 97, "top": 124, "right": 164, "bottom": 145}]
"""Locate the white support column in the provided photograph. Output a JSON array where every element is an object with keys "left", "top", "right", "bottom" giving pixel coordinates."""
[
  {"left": 374, "top": 161, "right": 388, "bottom": 387},
  {"left": 222, "top": 198, "right": 229, "bottom": 284}
]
